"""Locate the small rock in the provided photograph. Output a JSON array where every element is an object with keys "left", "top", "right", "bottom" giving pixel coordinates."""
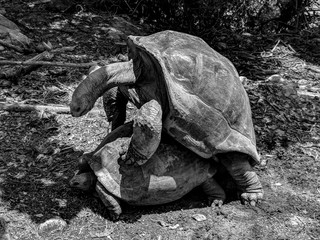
[
  {"left": 0, "top": 46, "right": 4, "bottom": 51},
  {"left": 242, "top": 32, "right": 252, "bottom": 37},
  {"left": 288, "top": 216, "right": 301, "bottom": 227},
  {"left": 168, "top": 224, "right": 179, "bottom": 229},
  {"left": 192, "top": 214, "right": 206, "bottom": 222},
  {"left": 36, "top": 154, "right": 46, "bottom": 160},
  {"left": 239, "top": 76, "right": 248, "bottom": 85},
  {"left": 157, "top": 220, "right": 179, "bottom": 229},
  {"left": 217, "top": 42, "right": 227, "bottom": 50},
  {"left": 266, "top": 74, "right": 284, "bottom": 83},
  {"left": 298, "top": 79, "right": 308, "bottom": 85},
  {"left": 157, "top": 220, "right": 169, "bottom": 227},
  {"left": 38, "top": 218, "right": 67, "bottom": 235}
]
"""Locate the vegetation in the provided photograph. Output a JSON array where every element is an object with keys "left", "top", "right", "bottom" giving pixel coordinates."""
[
  {"left": 88, "top": 0, "right": 319, "bottom": 33},
  {"left": 0, "top": 0, "right": 319, "bottom": 239}
]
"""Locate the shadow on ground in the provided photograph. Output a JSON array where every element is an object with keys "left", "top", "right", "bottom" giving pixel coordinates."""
[{"left": 0, "top": 110, "right": 239, "bottom": 225}]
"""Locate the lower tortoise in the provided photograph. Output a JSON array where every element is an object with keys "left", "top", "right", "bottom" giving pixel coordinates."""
[{"left": 70, "top": 102, "right": 226, "bottom": 220}]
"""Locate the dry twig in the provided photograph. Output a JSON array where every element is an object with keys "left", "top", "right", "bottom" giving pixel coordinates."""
[
  {"left": 0, "top": 45, "right": 89, "bottom": 83},
  {"left": 0, "top": 39, "right": 25, "bottom": 53},
  {"left": 0, "top": 102, "right": 103, "bottom": 115},
  {"left": 0, "top": 102, "right": 71, "bottom": 113},
  {"left": 0, "top": 60, "right": 96, "bottom": 68},
  {"left": 0, "top": 51, "right": 53, "bottom": 83}
]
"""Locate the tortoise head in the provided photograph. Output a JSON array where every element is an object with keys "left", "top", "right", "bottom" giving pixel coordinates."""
[
  {"left": 69, "top": 171, "right": 97, "bottom": 192},
  {"left": 70, "top": 60, "right": 138, "bottom": 117}
]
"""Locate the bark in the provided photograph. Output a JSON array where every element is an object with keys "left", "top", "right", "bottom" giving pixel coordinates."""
[
  {"left": 0, "top": 102, "right": 103, "bottom": 114},
  {"left": 0, "top": 51, "right": 53, "bottom": 84},
  {"left": 0, "top": 60, "right": 96, "bottom": 68},
  {"left": 0, "top": 45, "right": 82, "bottom": 84},
  {"left": 0, "top": 102, "right": 71, "bottom": 113}
]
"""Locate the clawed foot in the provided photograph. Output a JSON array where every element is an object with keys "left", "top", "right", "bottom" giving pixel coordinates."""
[
  {"left": 240, "top": 191, "right": 263, "bottom": 206},
  {"left": 120, "top": 147, "right": 148, "bottom": 166},
  {"left": 236, "top": 170, "right": 263, "bottom": 206},
  {"left": 220, "top": 152, "right": 264, "bottom": 207},
  {"left": 209, "top": 199, "right": 223, "bottom": 208},
  {"left": 202, "top": 177, "right": 226, "bottom": 209}
]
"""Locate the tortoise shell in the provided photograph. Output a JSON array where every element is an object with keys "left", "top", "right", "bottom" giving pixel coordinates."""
[
  {"left": 128, "top": 31, "right": 259, "bottom": 164},
  {"left": 88, "top": 136, "right": 215, "bottom": 205}
]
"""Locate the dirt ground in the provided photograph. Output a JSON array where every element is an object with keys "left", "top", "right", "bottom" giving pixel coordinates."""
[{"left": 0, "top": 1, "right": 320, "bottom": 240}]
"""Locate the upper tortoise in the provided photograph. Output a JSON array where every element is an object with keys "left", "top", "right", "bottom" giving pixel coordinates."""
[{"left": 70, "top": 30, "right": 263, "bottom": 205}]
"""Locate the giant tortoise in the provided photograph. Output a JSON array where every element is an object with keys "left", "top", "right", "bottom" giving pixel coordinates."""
[
  {"left": 70, "top": 101, "right": 226, "bottom": 220},
  {"left": 70, "top": 30, "right": 263, "bottom": 205}
]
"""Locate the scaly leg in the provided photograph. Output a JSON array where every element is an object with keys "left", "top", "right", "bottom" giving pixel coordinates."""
[
  {"left": 125, "top": 100, "right": 162, "bottom": 166},
  {"left": 220, "top": 152, "right": 263, "bottom": 206},
  {"left": 201, "top": 177, "right": 226, "bottom": 207}
]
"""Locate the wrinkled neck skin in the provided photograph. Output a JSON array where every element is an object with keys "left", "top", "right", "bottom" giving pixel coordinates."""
[
  {"left": 89, "top": 60, "right": 139, "bottom": 103},
  {"left": 72, "top": 60, "right": 139, "bottom": 116}
]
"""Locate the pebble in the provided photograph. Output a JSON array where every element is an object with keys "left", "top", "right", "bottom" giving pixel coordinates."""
[
  {"left": 242, "top": 32, "right": 252, "bottom": 37},
  {"left": 217, "top": 42, "right": 227, "bottom": 50},
  {"left": 157, "top": 220, "right": 179, "bottom": 229},
  {"left": 266, "top": 74, "right": 284, "bottom": 83},
  {"left": 239, "top": 76, "right": 248, "bottom": 85},
  {"left": 192, "top": 214, "right": 207, "bottom": 222},
  {"left": 38, "top": 218, "right": 67, "bottom": 235}
]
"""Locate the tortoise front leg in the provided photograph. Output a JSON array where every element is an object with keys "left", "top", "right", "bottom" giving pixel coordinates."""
[
  {"left": 103, "top": 87, "right": 128, "bottom": 130},
  {"left": 219, "top": 152, "right": 263, "bottom": 206},
  {"left": 125, "top": 100, "right": 162, "bottom": 166},
  {"left": 201, "top": 177, "right": 226, "bottom": 207}
]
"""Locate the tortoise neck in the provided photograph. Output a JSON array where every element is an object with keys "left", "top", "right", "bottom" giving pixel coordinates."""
[{"left": 97, "top": 60, "right": 138, "bottom": 98}]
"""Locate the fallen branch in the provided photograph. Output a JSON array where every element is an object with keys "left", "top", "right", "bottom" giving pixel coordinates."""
[
  {"left": 51, "top": 46, "right": 76, "bottom": 53},
  {"left": 0, "top": 102, "right": 103, "bottom": 115},
  {"left": 306, "top": 65, "right": 320, "bottom": 74},
  {"left": 0, "top": 102, "right": 70, "bottom": 113},
  {"left": 0, "top": 60, "right": 96, "bottom": 68},
  {"left": 0, "top": 51, "right": 54, "bottom": 83},
  {"left": 0, "top": 46, "right": 81, "bottom": 83},
  {"left": 0, "top": 39, "right": 25, "bottom": 53}
]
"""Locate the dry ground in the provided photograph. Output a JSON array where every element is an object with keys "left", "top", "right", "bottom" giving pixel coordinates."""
[{"left": 0, "top": 1, "right": 319, "bottom": 239}]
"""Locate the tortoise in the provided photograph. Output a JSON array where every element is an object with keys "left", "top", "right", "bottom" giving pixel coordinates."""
[
  {"left": 69, "top": 101, "right": 226, "bottom": 220},
  {"left": 70, "top": 30, "right": 263, "bottom": 205}
]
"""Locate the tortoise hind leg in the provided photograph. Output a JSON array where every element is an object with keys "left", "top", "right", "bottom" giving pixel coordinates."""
[
  {"left": 201, "top": 177, "right": 226, "bottom": 207},
  {"left": 96, "top": 182, "right": 122, "bottom": 221},
  {"left": 219, "top": 152, "right": 263, "bottom": 206}
]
